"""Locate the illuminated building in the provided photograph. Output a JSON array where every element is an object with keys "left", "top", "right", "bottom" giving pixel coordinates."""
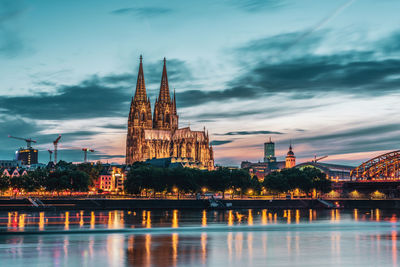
[
  {"left": 126, "top": 56, "right": 214, "bottom": 170},
  {"left": 16, "top": 148, "right": 38, "bottom": 165},
  {"left": 285, "top": 144, "right": 296, "bottom": 168},
  {"left": 241, "top": 137, "right": 285, "bottom": 180},
  {"left": 95, "top": 165, "right": 127, "bottom": 193},
  {"left": 264, "top": 137, "right": 276, "bottom": 163}
]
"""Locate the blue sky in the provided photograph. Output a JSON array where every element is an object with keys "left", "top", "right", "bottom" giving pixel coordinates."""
[{"left": 1, "top": 0, "right": 400, "bottom": 166}]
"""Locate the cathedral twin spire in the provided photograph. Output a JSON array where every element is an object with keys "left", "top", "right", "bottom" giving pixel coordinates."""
[
  {"left": 133, "top": 55, "right": 148, "bottom": 102},
  {"left": 131, "top": 55, "right": 178, "bottom": 130}
]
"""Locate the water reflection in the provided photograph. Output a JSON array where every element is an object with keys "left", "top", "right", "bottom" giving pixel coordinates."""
[
  {"left": 125, "top": 233, "right": 208, "bottom": 267},
  {"left": 1, "top": 209, "right": 400, "bottom": 267}
]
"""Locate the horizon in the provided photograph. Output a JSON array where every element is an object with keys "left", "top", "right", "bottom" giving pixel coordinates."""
[{"left": 1, "top": 0, "right": 400, "bottom": 167}]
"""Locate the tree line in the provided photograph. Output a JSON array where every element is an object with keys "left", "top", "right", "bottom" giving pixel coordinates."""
[
  {"left": 0, "top": 161, "right": 100, "bottom": 194},
  {"left": 125, "top": 163, "right": 331, "bottom": 198},
  {"left": 0, "top": 161, "right": 331, "bottom": 197}
]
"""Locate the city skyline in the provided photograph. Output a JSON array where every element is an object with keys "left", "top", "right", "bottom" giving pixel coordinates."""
[{"left": 1, "top": 0, "right": 400, "bottom": 166}]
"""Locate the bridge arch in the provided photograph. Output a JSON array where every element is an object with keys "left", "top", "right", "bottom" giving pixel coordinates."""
[{"left": 350, "top": 150, "right": 400, "bottom": 180}]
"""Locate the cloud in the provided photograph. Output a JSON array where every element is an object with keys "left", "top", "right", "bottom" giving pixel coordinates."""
[
  {"left": 102, "top": 123, "right": 127, "bottom": 130},
  {"left": 144, "top": 58, "right": 193, "bottom": 86},
  {"left": 211, "top": 140, "right": 234, "bottom": 146},
  {"left": 216, "top": 130, "right": 283, "bottom": 136},
  {"left": 0, "top": 0, "right": 28, "bottom": 58},
  {"left": 0, "top": 75, "right": 131, "bottom": 120},
  {"left": 283, "top": 123, "right": 400, "bottom": 158},
  {"left": 230, "top": 0, "right": 285, "bottom": 13},
  {"left": 110, "top": 7, "right": 173, "bottom": 18}
]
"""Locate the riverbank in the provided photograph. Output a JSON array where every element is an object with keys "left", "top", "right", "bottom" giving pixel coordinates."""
[{"left": 1, "top": 198, "right": 400, "bottom": 211}]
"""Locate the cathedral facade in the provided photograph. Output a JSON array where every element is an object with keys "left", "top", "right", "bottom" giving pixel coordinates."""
[{"left": 126, "top": 56, "right": 214, "bottom": 170}]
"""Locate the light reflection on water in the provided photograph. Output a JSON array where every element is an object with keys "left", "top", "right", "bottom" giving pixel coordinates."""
[{"left": 0, "top": 209, "right": 400, "bottom": 266}]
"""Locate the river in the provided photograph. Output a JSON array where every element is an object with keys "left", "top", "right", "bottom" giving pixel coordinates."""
[{"left": 0, "top": 209, "right": 399, "bottom": 266}]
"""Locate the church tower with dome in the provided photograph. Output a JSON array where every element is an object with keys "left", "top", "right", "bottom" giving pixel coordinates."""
[{"left": 285, "top": 143, "right": 296, "bottom": 168}]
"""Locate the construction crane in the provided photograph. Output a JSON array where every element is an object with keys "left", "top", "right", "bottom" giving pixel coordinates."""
[
  {"left": 312, "top": 155, "right": 328, "bottom": 163},
  {"left": 82, "top": 148, "right": 95, "bottom": 163},
  {"left": 47, "top": 150, "right": 53, "bottom": 162},
  {"left": 53, "top": 135, "right": 61, "bottom": 164},
  {"left": 8, "top": 135, "right": 37, "bottom": 148}
]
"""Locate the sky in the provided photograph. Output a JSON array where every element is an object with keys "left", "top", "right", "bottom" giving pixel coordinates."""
[{"left": 0, "top": 0, "right": 400, "bottom": 166}]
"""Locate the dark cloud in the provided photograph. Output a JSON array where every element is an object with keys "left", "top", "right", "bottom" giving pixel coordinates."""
[
  {"left": 283, "top": 123, "right": 400, "bottom": 159},
  {"left": 144, "top": 58, "right": 193, "bottom": 85},
  {"left": 230, "top": 0, "right": 285, "bottom": 13},
  {"left": 293, "top": 124, "right": 400, "bottom": 143},
  {"left": 110, "top": 7, "right": 173, "bottom": 18},
  {"left": 216, "top": 130, "right": 283, "bottom": 136},
  {"left": 379, "top": 31, "right": 400, "bottom": 54},
  {"left": 0, "top": 0, "right": 28, "bottom": 58},
  {"left": 102, "top": 123, "right": 127, "bottom": 130},
  {"left": 176, "top": 86, "right": 260, "bottom": 108},
  {"left": 0, "top": 75, "right": 131, "bottom": 120},
  {"left": 229, "top": 31, "right": 400, "bottom": 99},
  {"left": 211, "top": 140, "right": 234, "bottom": 146}
]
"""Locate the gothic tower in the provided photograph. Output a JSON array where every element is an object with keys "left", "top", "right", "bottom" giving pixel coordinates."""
[
  {"left": 153, "top": 58, "right": 179, "bottom": 131},
  {"left": 126, "top": 55, "right": 153, "bottom": 164},
  {"left": 285, "top": 143, "right": 296, "bottom": 168}
]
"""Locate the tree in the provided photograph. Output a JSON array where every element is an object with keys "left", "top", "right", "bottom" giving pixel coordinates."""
[
  {"left": 125, "top": 166, "right": 150, "bottom": 195},
  {"left": 69, "top": 170, "right": 91, "bottom": 192},
  {"left": 45, "top": 171, "right": 71, "bottom": 193},
  {"left": 0, "top": 176, "right": 10, "bottom": 194},
  {"left": 263, "top": 171, "right": 289, "bottom": 194},
  {"left": 230, "top": 169, "right": 253, "bottom": 198},
  {"left": 208, "top": 168, "right": 231, "bottom": 199}
]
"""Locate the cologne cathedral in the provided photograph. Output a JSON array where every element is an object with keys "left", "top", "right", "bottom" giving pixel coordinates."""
[{"left": 126, "top": 56, "right": 214, "bottom": 170}]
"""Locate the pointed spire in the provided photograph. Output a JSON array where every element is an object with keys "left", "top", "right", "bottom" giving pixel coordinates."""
[
  {"left": 173, "top": 88, "right": 177, "bottom": 114},
  {"left": 134, "top": 55, "right": 147, "bottom": 102},
  {"left": 158, "top": 57, "right": 171, "bottom": 103}
]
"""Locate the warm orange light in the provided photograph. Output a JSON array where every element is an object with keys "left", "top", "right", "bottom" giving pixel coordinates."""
[
  {"left": 202, "top": 210, "right": 207, "bottom": 227},
  {"left": 172, "top": 210, "right": 178, "bottom": 228},
  {"left": 261, "top": 209, "right": 267, "bottom": 225}
]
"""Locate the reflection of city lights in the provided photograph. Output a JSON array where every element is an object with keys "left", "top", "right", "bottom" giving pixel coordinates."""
[
  {"left": 235, "top": 233, "right": 243, "bottom": 260},
  {"left": 79, "top": 211, "right": 84, "bottom": 227},
  {"left": 354, "top": 209, "right": 358, "bottom": 221},
  {"left": 392, "top": 230, "right": 397, "bottom": 265},
  {"left": 248, "top": 210, "right": 253, "bottom": 225},
  {"left": 172, "top": 210, "right": 178, "bottom": 228},
  {"left": 146, "top": 211, "right": 151, "bottom": 228},
  {"left": 376, "top": 209, "right": 380, "bottom": 221},
  {"left": 295, "top": 210, "right": 300, "bottom": 224},
  {"left": 39, "top": 212, "right": 44, "bottom": 230},
  {"left": 309, "top": 209, "right": 313, "bottom": 222},
  {"left": 227, "top": 232, "right": 233, "bottom": 261},
  {"left": 65, "top": 212, "right": 70, "bottom": 230},
  {"left": 90, "top": 211, "right": 95, "bottom": 229},
  {"left": 142, "top": 210, "right": 147, "bottom": 226},
  {"left": 228, "top": 210, "right": 233, "bottom": 226},
  {"left": 145, "top": 234, "right": 151, "bottom": 266},
  {"left": 18, "top": 214, "right": 25, "bottom": 229},
  {"left": 201, "top": 233, "right": 207, "bottom": 264},
  {"left": 202, "top": 210, "right": 207, "bottom": 227},
  {"left": 287, "top": 210, "right": 291, "bottom": 224},
  {"left": 247, "top": 233, "right": 253, "bottom": 259},
  {"left": 172, "top": 233, "right": 179, "bottom": 265},
  {"left": 261, "top": 210, "right": 267, "bottom": 225}
]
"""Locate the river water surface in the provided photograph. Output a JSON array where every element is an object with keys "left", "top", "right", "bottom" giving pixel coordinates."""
[{"left": 0, "top": 208, "right": 399, "bottom": 266}]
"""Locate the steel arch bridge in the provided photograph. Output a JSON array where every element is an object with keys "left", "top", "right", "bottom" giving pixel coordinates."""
[{"left": 350, "top": 150, "right": 400, "bottom": 180}]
